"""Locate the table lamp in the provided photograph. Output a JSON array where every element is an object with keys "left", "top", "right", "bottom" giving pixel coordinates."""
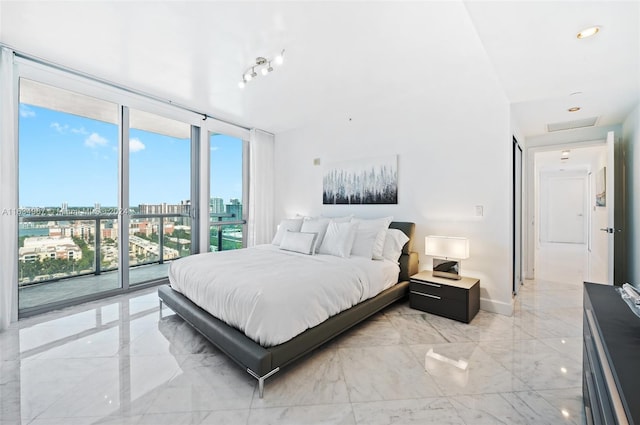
[{"left": 425, "top": 235, "right": 470, "bottom": 280}]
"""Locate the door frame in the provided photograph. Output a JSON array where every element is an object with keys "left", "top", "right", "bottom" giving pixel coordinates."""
[
  {"left": 513, "top": 137, "right": 523, "bottom": 294},
  {"left": 524, "top": 139, "right": 607, "bottom": 280}
]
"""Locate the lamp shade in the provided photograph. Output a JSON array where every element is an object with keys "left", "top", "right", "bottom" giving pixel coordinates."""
[{"left": 425, "top": 236, "right": 469, "bottom": 259}]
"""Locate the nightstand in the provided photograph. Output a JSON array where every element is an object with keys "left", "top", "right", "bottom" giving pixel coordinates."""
[{"left": 409, "top": 270, "right": 480, "bottom": 323}]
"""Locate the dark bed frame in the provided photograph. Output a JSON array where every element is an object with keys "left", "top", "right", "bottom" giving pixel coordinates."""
[{"left": 158, "top": 221, "right": 418, "bottom": 397}]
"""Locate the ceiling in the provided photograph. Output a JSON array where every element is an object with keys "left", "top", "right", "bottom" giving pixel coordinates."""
[{"left": 1, "top": 1, "right": 638, "bottom": 139}]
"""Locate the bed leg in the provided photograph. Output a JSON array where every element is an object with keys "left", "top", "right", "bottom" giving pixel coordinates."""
[
  {"left": 247, "top": 367, "right": 280, "bottom": 399},
  {"left": 159, "top": 299, "right": 163, "bottom": 319}
]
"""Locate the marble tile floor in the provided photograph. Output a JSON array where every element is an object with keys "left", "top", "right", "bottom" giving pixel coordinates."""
[{"left": 0, "top": 271, "right": 585, "bottom": 425}]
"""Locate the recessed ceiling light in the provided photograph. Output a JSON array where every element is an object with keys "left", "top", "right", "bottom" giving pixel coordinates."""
[
  {"left": 577, "top": 26, "right": 600, "bottom": 39},
  {"left": 568, "top": 106, "right": 581, "bottom": 112},
  {"left": 569, "top": 91, "right": 583, "bottom": 96}
]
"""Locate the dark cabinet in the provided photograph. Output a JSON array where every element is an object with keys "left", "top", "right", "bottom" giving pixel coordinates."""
[{"left": 583, "top": 282, "right": 640, "bottom": 425}]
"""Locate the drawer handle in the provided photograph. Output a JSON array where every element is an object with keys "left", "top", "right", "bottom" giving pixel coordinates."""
[
  {"left": 410, "top": 291, "right": 441, "bottom": 300},
  {"left": 412, "top": 281, "right": 441, "bottom": 288}
]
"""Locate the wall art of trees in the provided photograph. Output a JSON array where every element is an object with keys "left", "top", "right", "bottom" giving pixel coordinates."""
[{"left": 323, "top": 155, "right": 398, "bottom": 205}]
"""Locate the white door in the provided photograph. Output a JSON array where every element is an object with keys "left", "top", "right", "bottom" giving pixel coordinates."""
[
  {"left": 586, "top": 132, "right": 615, "bottom": 284},
  {"left": 542, "top": 174, "right": 587, "bottom": 244}
]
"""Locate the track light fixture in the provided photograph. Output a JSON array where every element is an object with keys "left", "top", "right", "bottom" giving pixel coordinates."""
[{"left": 238, "top": 50, "right": 284, "bottom": 89}]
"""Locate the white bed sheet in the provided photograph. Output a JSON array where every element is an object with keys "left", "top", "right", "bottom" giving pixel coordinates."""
[{"left": 168, "top": 245, "right": 400, "bottom": 347}]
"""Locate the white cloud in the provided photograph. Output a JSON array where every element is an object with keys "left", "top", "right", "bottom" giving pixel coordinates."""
[
  {"left": 20, "top": 105, "right": 36, "bottom": 118},
  {"left": 51, "top": 122, "right": 70, "bottom": 133},
  {"left": 129, "top": 137, "right": 146, "bottom": 153},
  {"left": 84, "top": 132, "right": 109, "bottom": 148},
  {"left": 210, "top": 146, "right": 220, "bottom": 151},
  {"left": 71, "top": 127, "right": 89, "bottom": 135}
]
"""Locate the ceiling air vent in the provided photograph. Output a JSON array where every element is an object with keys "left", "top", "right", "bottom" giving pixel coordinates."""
[{"left": 547, "top": 117, "right": 599, "bottom": 132}]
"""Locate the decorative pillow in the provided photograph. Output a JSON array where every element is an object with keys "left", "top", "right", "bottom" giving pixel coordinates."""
[
  {"left": 351, "top": 216, "right": 393, "bottom": 259},
  {"left": 272, "top": 218, "right": 304, "bottom": 245},
  {"left": 279, "top": 231, "right": 318, "bottom": 255},
  {"left": 300, "top": 218, "right": 330, "bottom": 253},
  {"left": 382, "top": 228, "right": 410, "bottom": 263},
  {"left": 318, "top": 221, "right": 359, "bottom": 258}
]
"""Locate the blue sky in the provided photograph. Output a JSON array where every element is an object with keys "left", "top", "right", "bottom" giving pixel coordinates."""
[{"left": 19, "top": 104, "right": 243, "bottom": 207}]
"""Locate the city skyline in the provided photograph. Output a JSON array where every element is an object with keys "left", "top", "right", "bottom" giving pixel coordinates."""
[{"left": 19, "top": 104, "right": 243, "bottom": 207}]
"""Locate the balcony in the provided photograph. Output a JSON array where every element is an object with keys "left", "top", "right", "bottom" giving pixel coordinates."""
[{"left": 18, "top": 212, "right": 244, "bottom": 314}]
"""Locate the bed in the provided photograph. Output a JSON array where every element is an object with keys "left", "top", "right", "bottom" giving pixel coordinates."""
[{"left": 158, "top": 221, "right": 418, "bottom": 397}]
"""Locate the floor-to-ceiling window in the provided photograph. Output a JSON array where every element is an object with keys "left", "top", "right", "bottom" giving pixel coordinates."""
[
  {"left": 128, "top": 109, "right": 193, "bottom": 285},
  {"left": 11, "top": 57, "right": 248, "bottom": 318},
  {"left": 18, "top": 79, "right": 120, "bottom": 311},
  {"left": 209, "top": 133, "right": 245, "bottom": 252}
]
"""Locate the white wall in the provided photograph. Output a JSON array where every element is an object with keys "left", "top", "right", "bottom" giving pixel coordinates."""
[
  {"left": 623, "top": 104, "right": 640, "bottom": 285},
  {"left": 274, "top": 85, "right": 513, "bottom": 314}
]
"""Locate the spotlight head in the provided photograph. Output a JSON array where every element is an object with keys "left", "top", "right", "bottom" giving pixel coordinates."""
[
  {"left": 244, "top": 73, "right": 253, "bottom": 82},
  {"left": 261, "top": 67, "right": 269, "bottom": 76},
  {"left": 238, "top": 81, "right": 245, "bottom": 89},
  {"left": 274, "top": 50, "right": 284, "bottom": 66}
]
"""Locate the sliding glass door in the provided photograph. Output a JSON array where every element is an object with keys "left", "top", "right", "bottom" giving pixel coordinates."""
[
  {"left": 128, "top": 109, "right": 193, "bottom": 285},
  {"left": 18, "top": 79, "right": 120, "bottom": 311}
]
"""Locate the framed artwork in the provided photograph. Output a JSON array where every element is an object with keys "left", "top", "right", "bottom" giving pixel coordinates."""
[
  {"left": 596, "top": 166, "right": 606, "bottom": 207},
  {"left": 323, "top": 155, "right": 398, "bottom": 205}
]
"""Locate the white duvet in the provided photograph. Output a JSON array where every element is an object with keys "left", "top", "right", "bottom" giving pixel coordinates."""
[{"left": 168, "top": 245, "right": 400, "bottom": 347}]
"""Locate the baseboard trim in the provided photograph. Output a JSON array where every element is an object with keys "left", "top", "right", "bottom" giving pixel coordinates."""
[{"left": 480, "top": 297, "right": 513, "bottom": 316}]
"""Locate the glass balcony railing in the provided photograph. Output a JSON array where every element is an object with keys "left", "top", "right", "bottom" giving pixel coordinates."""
[
  {"left": 18, "top": 213, "right": 194, "bottom": 287},
  {"left": 209, "top": 213, "right": 244, "bottom": 252},
  {"left": 18, "top": 212, "right": 246, "bottom": 287}
]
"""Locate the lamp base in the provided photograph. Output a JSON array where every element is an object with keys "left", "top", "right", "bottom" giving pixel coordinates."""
[{"left": 433, "top": 258, "right": 462, "bottom": 280}]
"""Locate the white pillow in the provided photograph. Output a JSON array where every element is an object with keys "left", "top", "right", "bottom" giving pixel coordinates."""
[
  {"left": 351, "top": 217, "right": 393, "bottom": 259},
  {"left": 382, "top": 228, "right": 410, "bottom": 263},
  {"left": 318, "top": 221, "right": 359, "bottom": 258},
  {"left": 272, "top": 218, "right": 304, "bottom": 245},
  {"left": 300, "top": 218, "right": 330, "bottom": 253},
  {"left": 321, "top": 215, "right": 353, "bottom": 223},
  {"left": 279, "top": 231, "right": 317, "bottom": 255}
]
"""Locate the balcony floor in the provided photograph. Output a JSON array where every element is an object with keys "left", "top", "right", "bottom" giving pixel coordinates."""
[{"left": 19, "top": 263, "right": 170, "bottom": 310}]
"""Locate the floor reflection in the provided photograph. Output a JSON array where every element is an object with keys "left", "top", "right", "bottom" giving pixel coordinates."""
[{"left": 424, "top": 348, "right": 469, "bottom": 387}]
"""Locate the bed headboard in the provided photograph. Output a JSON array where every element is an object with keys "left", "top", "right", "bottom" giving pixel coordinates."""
[{"left": 389, "top": 221, "right": 419, "bottom": 282}]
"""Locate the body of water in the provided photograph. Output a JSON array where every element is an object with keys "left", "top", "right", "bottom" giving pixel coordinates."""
[{"left": 19, "top": 228, "right": 50, "bottom": 237}]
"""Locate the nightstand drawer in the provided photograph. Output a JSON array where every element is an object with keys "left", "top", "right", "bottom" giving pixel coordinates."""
[
  {"left": 410, "top": 280, "right": 466, "bottom": 301},
  {"left": 409, "top": 271, "right": 480, "bottom": 323},
  {"left": 409, "top": 291, "right": 468, "bottom": 322}
]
